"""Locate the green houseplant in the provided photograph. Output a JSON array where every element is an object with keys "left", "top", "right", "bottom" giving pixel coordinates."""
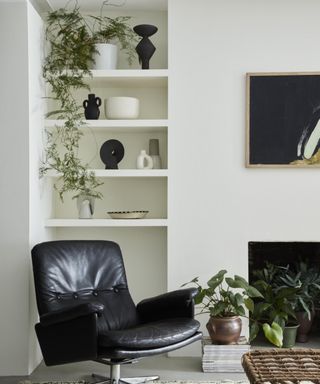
[
  {"left": 274, "top": 261, "right": 320, "bottom": 342},
  {"left": 251, "top": 264, "right": 299, "bottom": 348},
  {"left": 41, "top": 4, "right": 137, "bottom": 202},
  {"left": 91, "top": 13, "right": 137, "bottom": 68},
  {"left": 183, "top": 270, "right": 283, "bottom": 347}
]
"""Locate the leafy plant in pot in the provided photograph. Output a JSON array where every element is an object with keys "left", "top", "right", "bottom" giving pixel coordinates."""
[
  {"left": 183, "top": 270, "right": 283, "bottom": 347},
  {"left": 275, "top": 261, "right": 320, "bottom": 342},
  {"left": 251, "top": 262, "right": 300, "bottom": 348},
  {"left": 91, "top": 12, "right": 137, "bottom": 69},
  {"left": 40, "top": 4, "right": 136, "bottom": 207}
]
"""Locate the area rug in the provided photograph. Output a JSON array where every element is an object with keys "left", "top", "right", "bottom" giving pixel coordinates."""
[{"left": 19, "top": 381, "right": 250, "bottom": 384}]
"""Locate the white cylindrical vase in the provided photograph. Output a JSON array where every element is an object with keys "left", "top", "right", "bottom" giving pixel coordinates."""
[
  {"left": 105, "top": 97, "right": 140, "bottom": 119},
  {"left": 93, "top": 43, "right": 118, "bottom": 70}
]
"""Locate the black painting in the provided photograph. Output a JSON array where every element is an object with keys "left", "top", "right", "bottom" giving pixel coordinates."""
[{"left": 248, "top": 74, "right": 320, "bottom": 166}]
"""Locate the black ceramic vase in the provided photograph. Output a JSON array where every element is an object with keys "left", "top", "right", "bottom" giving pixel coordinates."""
[
  {"left": 133, "top": 24, "right": 158, "bottom": 70},
  {"left": 83, "top": 94, "right": 101, "bottom": 120}
]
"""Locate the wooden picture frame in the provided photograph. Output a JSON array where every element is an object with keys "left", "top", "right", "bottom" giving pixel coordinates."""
[{"left": 246, "top": 72, "right": 320, "bottom": 167}]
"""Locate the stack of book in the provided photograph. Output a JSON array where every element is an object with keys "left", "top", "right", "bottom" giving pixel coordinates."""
[{"left": 202, "top": 336, "right": 250, "bottom": 373}]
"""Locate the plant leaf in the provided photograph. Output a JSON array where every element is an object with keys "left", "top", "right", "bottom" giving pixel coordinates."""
[
  {"left": 249, "top": 321, "right": 260, "bottom": 342},
  {"left": 244, "top": 297, "right": 254, "bottom": 312},
  {"left": 181, "top": 277, "right": 199, "bottom": 287},
  {"left": 246, "top": 285, "right": 264, "bottom": 298},
  {"left": 207, "top": 270, "right": 227, "bottom": 290},
  {"left": 262, "top": 322, "right": 283, "bottom": 347},
  {"left": 194, "top": 288, "right": 205, "bottom": 305},
  {"left": 210, "top": 301, "right": 228, "bottom": 317}
]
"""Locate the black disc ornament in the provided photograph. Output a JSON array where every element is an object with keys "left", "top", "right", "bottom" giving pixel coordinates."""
[{"left": 100, "top": 139, "right": 125, "bottom": 169}]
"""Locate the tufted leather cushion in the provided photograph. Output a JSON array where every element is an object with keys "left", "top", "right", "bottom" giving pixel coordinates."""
[
  {"left": 98, "top": 318, "right": 200, "bottom": 349},
  {"left": 32, "top": 240, "right": 139, "bottom": 332}
]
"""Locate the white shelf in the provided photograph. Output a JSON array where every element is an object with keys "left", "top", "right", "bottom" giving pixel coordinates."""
[
  {"left": 46, "top": 169, "right": 168, "bottom": 178},
  {"left": 45, "top": 219, "right": 168, "bottom": 227},
  {"left": 45, "top": 119, "right": 168, "bottom": 132},
  {"left": 85, "top": 69, "right": 168, "bottom": 88}
]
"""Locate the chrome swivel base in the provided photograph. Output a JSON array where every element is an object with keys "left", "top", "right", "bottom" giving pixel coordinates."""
[
  {"left": 92, "top": 364, "right": 159, "bottom": 384},
  {"left": 92, "top": 373, "right": 159, "bottom": 384}
]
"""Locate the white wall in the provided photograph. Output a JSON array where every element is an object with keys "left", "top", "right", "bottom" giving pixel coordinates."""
[
  {"left": 0, "top": 1, "right": 30, "bottom": 375},
  {"left": 28, "top": 1, "right": 50, "bottom": 373},
  {"left": 0, "top": 0, "right": 48, "bottom": 375},
  {"left": 168, "top": 0, "right": 320, "bottom": 355}
]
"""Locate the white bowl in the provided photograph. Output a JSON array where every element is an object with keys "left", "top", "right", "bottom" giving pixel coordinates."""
[{"left": 105, "top": 97, "right": 140, "bottom": 119}]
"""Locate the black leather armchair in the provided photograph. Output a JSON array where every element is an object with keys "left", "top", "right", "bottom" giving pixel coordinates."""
[{"left": 32, "top": 240, "right": 202, "bottom": 384}]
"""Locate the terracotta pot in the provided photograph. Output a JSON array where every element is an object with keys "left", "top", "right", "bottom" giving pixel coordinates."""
[
  {"left": 296, "top": 310, "right": 315, "bottom": 343},
  {"left": 206, "top": 316, "right": 242, "bottom": 344}
]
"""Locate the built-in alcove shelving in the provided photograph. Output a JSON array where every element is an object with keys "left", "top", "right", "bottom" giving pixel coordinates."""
[{"left": 44, "top": 1, "right": 168, "bottom": 303}]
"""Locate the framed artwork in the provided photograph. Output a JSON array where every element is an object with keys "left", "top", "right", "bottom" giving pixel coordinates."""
[{"left": 246, "top": 72, "right": 320, "bottom": 167}]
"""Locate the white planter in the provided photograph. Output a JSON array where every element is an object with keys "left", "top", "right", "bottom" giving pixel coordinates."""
[
  {"left": 93, "top": 43, "right": 118, "bottom": 70},
  {"left": 105, "top": 97, "right": 140, "bottom": 119}
]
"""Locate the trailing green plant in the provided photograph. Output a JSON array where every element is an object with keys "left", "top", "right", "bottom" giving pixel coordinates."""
[
  {"left": 183, "top": 270, "right": 284, "bottom": 347},
  {"left": 40, "top": 4, "right": 136, "bottom": 200}
]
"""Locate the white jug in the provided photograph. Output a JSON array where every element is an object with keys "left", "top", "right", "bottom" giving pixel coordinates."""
[{"left": 78, "top": 199, "right": 93, "bottom": 219}]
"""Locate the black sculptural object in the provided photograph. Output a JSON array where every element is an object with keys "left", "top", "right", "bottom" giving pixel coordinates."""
[
  {"left": 133, "top": 24, "right": 158, "bottom": 70},
  {"left": 83, "top": 94, "right": 101, "bottom": 120},
  {"left": 100, "top": 139, "right": 125, "bottom": 169}
]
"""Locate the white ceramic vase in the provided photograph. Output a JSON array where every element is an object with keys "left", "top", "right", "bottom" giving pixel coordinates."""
[
  {"left": 93, "top": 43, "right": 118, "bottom": 70},
  {"left": 105, "top": 97, "right": 140, "bottom": 119},
  {"left": 137, "top": 150, "right": 153, "bottom": 169},
  {"left": 77, "top": 195, "right": 95, "bottom": 219}
]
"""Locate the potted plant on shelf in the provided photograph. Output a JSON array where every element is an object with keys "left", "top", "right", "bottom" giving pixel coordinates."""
[
  {"left": 183, "top": 270, "right": 283, "bottom": 347},
  {"left": 91, "top": 13, "right": 137, "bottom": 69},
  {"left": 40, "top": 4, "right": 136, "bottom": 206}
]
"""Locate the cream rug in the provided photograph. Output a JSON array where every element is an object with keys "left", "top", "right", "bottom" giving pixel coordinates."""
[{"left": 19, "top": 381, "right": 250, "bottom": 384}]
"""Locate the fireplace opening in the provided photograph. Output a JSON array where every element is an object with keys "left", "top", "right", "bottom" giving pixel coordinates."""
[
  {"left": 248, "top": 241, "right": 320, "bottom": 347},
  {"left": 249, "top": 241, "right": 320, "bottom": 281}
]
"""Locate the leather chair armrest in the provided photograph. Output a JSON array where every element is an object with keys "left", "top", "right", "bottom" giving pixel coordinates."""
[
  {"left": 137, "top": 288, "right": 198, "bottom": 322},
  {"left": 40, "top": 302, "right": 104, "bottom": 327},
  {"left": 36, "top": 311, "right": 99, "bottom": 366}
]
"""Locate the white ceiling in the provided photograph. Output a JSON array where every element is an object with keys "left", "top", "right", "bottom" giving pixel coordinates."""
[{"left": 46, "top": 0, "right": 167, "bottom": 12}]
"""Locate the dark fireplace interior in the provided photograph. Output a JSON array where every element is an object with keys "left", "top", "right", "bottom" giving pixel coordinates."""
[
  {"left": 248, "top": 241, "right": 320, "bottom": 346},
  {"left": 249, "top": 241, "right": 320, "bottom": 283}
]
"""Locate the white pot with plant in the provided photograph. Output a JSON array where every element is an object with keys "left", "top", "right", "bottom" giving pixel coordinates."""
[
  {"left": 93, "top": 43, "right": 118, "bottom": 69},
  {"left": 91, "top": 15, "right": 137, "bottom": 69}
]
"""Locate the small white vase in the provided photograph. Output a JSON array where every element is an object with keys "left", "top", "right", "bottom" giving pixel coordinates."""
[
  {"left": 137, "top": 150, "right": 153, "bottom": 169},
  {"left": 105, "top": 97, "right": 140, "bottom": 119},
  {"left": 77, "top": 195, "right": 95, "bottom": 219},
  {"left": 93, "top": 43, "right": 118, "bottom": 70}
]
